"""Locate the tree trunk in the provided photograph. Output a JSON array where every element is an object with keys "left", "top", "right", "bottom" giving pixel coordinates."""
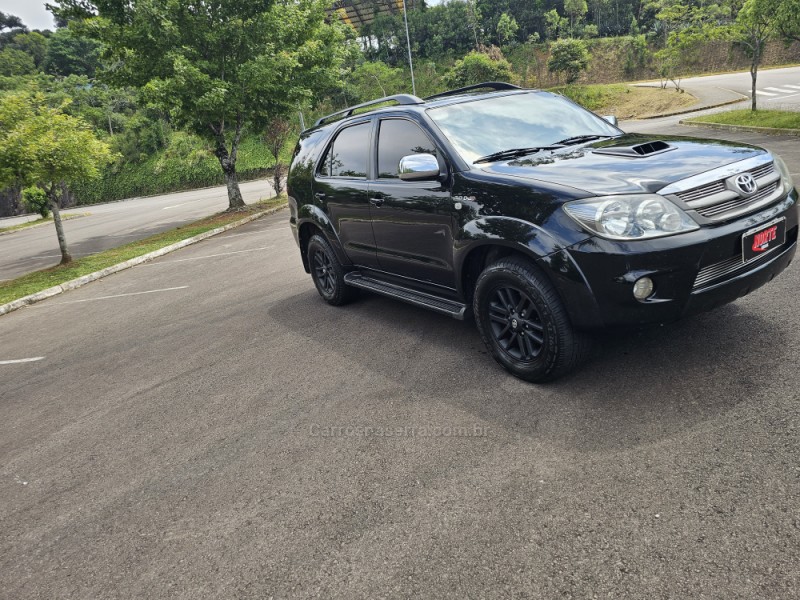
[
  {"left": 273, "top": 164, "right": 285, "bottom": 197},
  {"left": 48, "top": 190, "right": 72, "bottom": 265},
  {"left": 213, "top": 121, "right": 246, "bottom": 210}
]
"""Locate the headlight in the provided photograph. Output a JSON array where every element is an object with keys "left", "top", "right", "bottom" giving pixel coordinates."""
[
  {"left": 564, "top": 194, "right": 699, "bottom": 240},
  {"left": 775, "top": 154, "right": 795, "bottom": 194}
]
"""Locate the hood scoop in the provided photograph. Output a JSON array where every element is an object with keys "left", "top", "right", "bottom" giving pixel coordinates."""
[{"left": 593, "top": 140, "right": 674, "bottom": 158}]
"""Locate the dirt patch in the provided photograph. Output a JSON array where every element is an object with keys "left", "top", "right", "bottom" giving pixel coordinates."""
[{"left": 598, "top": 86, "right": 698, "bottom": 119}]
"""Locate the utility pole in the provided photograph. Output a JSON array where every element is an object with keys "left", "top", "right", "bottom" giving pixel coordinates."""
[{"left": 402, "top": 0, "right": 416, "bottom": 96}]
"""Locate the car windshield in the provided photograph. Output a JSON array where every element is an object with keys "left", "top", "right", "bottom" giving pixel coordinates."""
[{"left": 426, "top": 91, "right": 620, "bottom": 165}]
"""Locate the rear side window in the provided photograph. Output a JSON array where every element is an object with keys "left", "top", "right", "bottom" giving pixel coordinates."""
[
  {"left": 378, "top": 119, "right": 438, "bottom": 179},
  {"left": 318, "top": 122, "right": 370, "bottom": 178}
]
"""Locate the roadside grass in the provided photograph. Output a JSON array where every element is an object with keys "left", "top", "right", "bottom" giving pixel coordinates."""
[
  {"left": 552, "top": 84, "right": 697, "bottom": 118},
  {"left": 685, "top": 109, "right": 800, "bottom": 129},
  {"left": 0, "top": 212, "right": 89, "bottom": 235},
  {"left": 0, "top": 196, "right": 286, "bottom": 306}
]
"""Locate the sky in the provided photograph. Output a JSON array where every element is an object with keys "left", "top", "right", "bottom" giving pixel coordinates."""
[
  {"left": 0, "top": 0, "right": 56, "bottom": 31},
  {"left": 0, "top": 0, "right": 443, "bottom": 32}
]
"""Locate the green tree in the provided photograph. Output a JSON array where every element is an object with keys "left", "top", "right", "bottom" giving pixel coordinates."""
[
  {"left": 443, "top": 50, "right": 514, "bottom": 88},
  {"left": 547, "top": 38, "right": 590, "bottom": 84},
  {"left": 735, "top": 0, "right": 779, "bottom": 110},
  {"left": 564, "top": 0, "right": 589, "bottom": 32},
  {"left": 43, "top": 27, "right": 101, "bottom": 77},
  {"left": 652, "top": 0, "right": 730, "bottom": 91},
  {"left": 347, "top": 61, "right": 405, "bottom": 102},
  {"left": 775, "top": 0, "right": 800, "bottom": 41},
  {"left": 9, "top": 31, "right": 49, "bottom": 68},
  {"left": 544, "top": 9, "right": 568, "bottom": 40},
  {"left": 0, "top": 92, "right": 113, "bottom": 264},
  {"left": 52, "top": 0, "right": 352, "bottom": 210},
  {"left": 497, "top": 13, "right": 520, "bottom": 47},
  {"left": 0, "top": 47, "right": 36, "bottom": 76},
  {"left": 263, "top": 116, "right": 293, "bottom": 197},
  {"left": 0, "top": 11, "right": 24, "bottom": 32}
]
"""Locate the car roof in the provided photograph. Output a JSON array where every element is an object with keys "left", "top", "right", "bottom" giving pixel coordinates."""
[{"left": 307, "top": 83, "right": 544, "bottom": 133}]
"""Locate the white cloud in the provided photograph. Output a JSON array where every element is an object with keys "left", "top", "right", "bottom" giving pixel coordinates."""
[{"left": 0, "top": 0, "right": 55, "bottom": 31}]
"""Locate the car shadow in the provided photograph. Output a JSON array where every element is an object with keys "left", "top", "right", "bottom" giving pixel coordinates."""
[{"left": 268, "top": 288, "right": 788, "bottom": 453}]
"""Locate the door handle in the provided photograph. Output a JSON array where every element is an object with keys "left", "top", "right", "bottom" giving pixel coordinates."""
[{"left": 369, "top": 197, "right": 384, "bottom": 207}]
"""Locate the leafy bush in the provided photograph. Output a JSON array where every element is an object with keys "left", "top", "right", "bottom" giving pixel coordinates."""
[
  {"left": 547, "top": 38, "right": 590, "bottom": 84},
  {"left": 622, "top": 34, "right": 650, "bottom": 76},
  {"left": 21, "top": 186, "right": 49, "bottom": 218},
  {"left": 69, "top": 132, "right": 281, "bottom": 205},
  {"left": 443, "top": 50, "right": 514, "bottom": 88}
]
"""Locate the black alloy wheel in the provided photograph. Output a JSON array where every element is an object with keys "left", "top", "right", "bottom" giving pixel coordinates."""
[
  {"left": 312, "top": 249, "right": 336, "bottom": 296},
  {"left": 488, "top": 285, "right": 546, "bottom": 362},
  {"left": 307, "top": 234, "right": 358, "bottom": 306},
  {"left": 474, "top": 256, "right": 590, "bottom": 382}
]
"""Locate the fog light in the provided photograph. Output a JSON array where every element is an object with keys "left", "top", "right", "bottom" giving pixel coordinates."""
[{"left": 633, "top": 277, "right": 654, "bottom": 301}]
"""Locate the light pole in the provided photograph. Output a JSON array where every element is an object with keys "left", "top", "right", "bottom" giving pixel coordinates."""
[{"left": 401, "top": 0, "right": 416, "bottom": 96}]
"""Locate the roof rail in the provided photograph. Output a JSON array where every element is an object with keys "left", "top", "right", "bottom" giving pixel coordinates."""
[
  {"left": 313, "top": 94, "right": 424, "bottom": 128},
  {"left": 424, "top": 82, "right": 522, "bottom": 101}
]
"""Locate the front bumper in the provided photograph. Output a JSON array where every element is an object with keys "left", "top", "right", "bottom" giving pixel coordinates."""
[{"left": 560, "top": 190, "right": 798, "bottom": 328}]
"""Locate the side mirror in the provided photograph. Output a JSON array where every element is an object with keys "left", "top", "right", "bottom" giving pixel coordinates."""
[
  {"left": 398, "top": 153, "right": 440, "bottom": 181},
  {"left": 602, "top": 115, "right": 618, "bottom": 127}
]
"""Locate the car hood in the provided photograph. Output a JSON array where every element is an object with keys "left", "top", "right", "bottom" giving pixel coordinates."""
[{"left": 481, "top": 134, "right": 767, "bottom": 196}]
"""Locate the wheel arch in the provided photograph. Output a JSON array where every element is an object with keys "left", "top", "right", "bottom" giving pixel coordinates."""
[
  {"left": 456, "top": 219, "right": 604, "bottom": 329},
  {"left": 296, "top": 204, "right": 350, "bottom": 273}
]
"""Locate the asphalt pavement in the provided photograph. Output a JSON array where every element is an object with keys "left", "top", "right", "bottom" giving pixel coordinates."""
[
  {"left": 636, "top": 65, "right": 800, "bottom": 110},
  {"left": 0, "top": 179, "right": 274, "bottom": 281},
  {"left": 2, "top": 120, "right": 800, "bottom": 598}
]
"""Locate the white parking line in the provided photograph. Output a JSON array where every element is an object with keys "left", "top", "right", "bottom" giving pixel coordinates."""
[
  {"left": 162, "top": 202, "right": 190, "bottom": 210},
  {"left": 783, "top": 84, "right": 800, "bottom": 90},
  {"left": 764, "top": 86, "right": 796, "bottom": 93},
  {"left": 766, "top": 92, "right": 800, "bottom": 101},
  {"left": 141, "top": 246, "right": 272, "bottom": 265},
  {"left": 217, "top": 230, "right": 271, "bottom": 239},
  {"left": 35, "top": 286, "right": 189, "bottom": 306},
  {"left": 756, "top": 90, "right": 778, "bottom": 96},
  {"left": 0, "top": 357, "right": 45, "bottom": 365}
]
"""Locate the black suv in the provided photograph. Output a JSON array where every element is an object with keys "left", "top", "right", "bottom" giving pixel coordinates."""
[{"left": 287, "top": 82, "right": 797, "bottom": 381}]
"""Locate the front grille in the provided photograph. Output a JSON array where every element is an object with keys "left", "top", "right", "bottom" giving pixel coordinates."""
[
  {"left": 693, "top": 252, "right": 778, "bottom": 290},
  {"left": 750, "top": 162, "right": 775, "bottom": 179},
  {"left": 696, "top": 182, "right": 779, "bottom": 219},
  {"left": 675, "top": 180, "right": 727, "bottom": 203},
  {"left": 692, "top": 223, "right": 796, "bottom": 290},
  {"left": 673, "top": 162, "right": 779, "bottom": 222}
]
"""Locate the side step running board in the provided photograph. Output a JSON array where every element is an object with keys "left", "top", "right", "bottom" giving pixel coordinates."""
[{"left": 344, "top": 272, "right": 468, "bottom": 320}]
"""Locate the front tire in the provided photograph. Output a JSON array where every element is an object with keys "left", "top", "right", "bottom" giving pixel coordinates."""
[
  {"left": 307, "top": 234, "right": 358, "bottom": 306},
  {"left": 473, "top": 256, "right": 590, "bottom": 382}
]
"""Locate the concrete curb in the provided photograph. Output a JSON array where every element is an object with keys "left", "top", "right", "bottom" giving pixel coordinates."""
[
  {"left": 0, "top": 203, "right": 287, "bottom": 317},
  {"left": 637, "top": 96, "right": 747, "bottom": 120},
  {"left": 678, "top": 119, "right": 800, "bottom": 137},
  {"left": 0, "top": 213, "right": 90, "bottom": 237}
]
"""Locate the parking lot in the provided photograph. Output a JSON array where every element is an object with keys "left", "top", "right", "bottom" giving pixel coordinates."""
[{"left": 2, "top": 125, "right": 800, "bottom": 598}]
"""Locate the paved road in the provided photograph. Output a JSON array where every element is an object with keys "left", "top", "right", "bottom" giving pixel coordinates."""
[
  {"left": 638, "top": 65, "right": 800, "bottom": 109},
  {"left": 2, "top": 124, "right": 800, "bottom": 598},
  {"left": 0, "top": 179, "right": 274, "bottom": 281}
]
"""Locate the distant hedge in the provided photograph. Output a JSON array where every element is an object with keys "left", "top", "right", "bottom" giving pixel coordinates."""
[{"left": 70, "top": 134, "right": 279, "bottom": 205}]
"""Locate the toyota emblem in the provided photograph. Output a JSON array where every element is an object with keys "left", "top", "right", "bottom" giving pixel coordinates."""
[{"left": 735, "top": 173, "right": 758, "bottom": 195}]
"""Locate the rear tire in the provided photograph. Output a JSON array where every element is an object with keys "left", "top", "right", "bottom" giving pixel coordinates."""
[
  {"left": 473, "top": 256, "right": 590, "bottom": 382},
  {"left": 307, "top": 234, "right": 358, "bottom": 306}
]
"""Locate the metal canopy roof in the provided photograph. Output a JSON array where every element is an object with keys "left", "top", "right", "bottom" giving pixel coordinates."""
[{"left": 329, "top": 0, "right": 420, "bottom": 30}]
